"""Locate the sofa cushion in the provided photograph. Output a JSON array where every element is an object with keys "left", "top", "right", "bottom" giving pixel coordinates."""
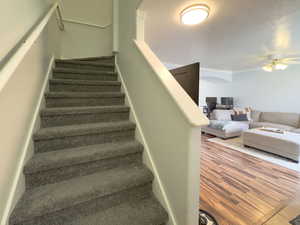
[
  {"left": 250, "top": 122, "right": 295, "bottom": 131},
  {"left": 251, "top": 110, "right": 261, "bottom": 122},
  {"left": 260, "top": 112, "right": 299, "bottom": 128},
  {"left": 202, "top": 121, "right": 249, "bottom": 138},
  {"left": 223, "top": 121, "right": 249, "bottom": 133},
  {"left": 211, "top": 110, "right": 233, "bottom": 121},
  {"left": 208, "top": 120, "right": 230, "bottom": 130},
  {"left": 231, "top": 114, "right": 248, "bottom": 121},
  {"left": 292, "top": 129, "right": 300, "bottom": 134}
]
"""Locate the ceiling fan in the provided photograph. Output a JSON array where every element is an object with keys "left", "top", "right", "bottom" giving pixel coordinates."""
[{"left": 261, "top": 54, "right": 300, "bottom": 72}]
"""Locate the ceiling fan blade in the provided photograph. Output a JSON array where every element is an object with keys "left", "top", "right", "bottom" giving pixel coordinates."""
[
  {"left": 258, "top": 55, "right": 272, "bottom": 60},
  {"left": 243, "top": 51, "right": 300, "bottom": 69},
  {"left": 287, "top": 61, "right": 300, "bottom": 64},
  {"left": 281, "top": 58, "right": 300, "bottom": 62},
  {"left": 284, "top": 57, "right": 300, "bottom": 61},
  {"left": 242, "top": 56, "right": 269, "bottom": 66}
]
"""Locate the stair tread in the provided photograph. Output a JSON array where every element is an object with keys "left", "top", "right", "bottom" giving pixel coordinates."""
[
  {"left": 41, "top": 105, "right": 129, "bottom": 116},
  {"left": 11, "top": 165, "right": 153, "bottom": 223},
  {"left": 24, "top": 140, "right": 143, "bottom": 174},
  {"left": 63, "top": 197, "right": 168, "bottom": 225},
  {"left": 60, "top": 56, "right": 114, "bottom": 62},
  {"left": 34, "top": 121, "right": 135, "bottom": 140},
  {"left": 55, "top": 59, "right": 114, "bottom": 67},
  {"left": 45, "top": 91, "right": 125, "bottom": 98},
  {"left": 49, "top": 79, "right": 121, "bottom": 86},
  {"left": 53, "top": 67, "right": 117, "bottom": 75}
]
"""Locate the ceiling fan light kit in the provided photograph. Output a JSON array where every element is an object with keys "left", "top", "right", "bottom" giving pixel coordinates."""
[
  {"left": 262, "top": 62, "right": 288, "bottom": 72},
  {"left": 261, "top": 55, "right": 298, "bottom": 72},
  {"left": 262, "top": 64, "right": 274, "bottom": 72},
  {"left": 274, "top": 63, "right": 288, "bottom": 70}
]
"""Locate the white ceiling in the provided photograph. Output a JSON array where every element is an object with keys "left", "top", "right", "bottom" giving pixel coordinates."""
[{"left": 141, "top": 0, "right": 300, "bottom": 71}]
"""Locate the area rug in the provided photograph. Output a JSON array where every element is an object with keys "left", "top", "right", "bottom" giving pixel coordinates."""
[
  {"left": 199, "top": 209, "right": 218, "bottom": 225},
  {"left": 290, "top": 215, "right": 300, "bottom": 225},
  {"left": 208, "top": 137, "right": 300, "bottom": 172}
]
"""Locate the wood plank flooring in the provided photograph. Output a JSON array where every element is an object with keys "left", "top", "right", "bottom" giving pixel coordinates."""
[{"left": 200, "top": 135, "right": 300, "bottom": 225}]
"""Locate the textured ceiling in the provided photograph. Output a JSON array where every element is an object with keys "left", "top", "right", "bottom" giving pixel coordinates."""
[{"left": 141, "top": 0, "right": 300, "bottom": 71}]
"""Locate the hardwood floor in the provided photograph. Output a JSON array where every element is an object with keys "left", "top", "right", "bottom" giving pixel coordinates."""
[{"left": 200, "top": 135, "right": 300, "bottom": 225}]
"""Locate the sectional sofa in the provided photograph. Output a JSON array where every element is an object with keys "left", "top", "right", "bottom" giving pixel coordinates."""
[
  {"left": 202, "top": 110, "right": 300, "bottom": 162},
  {"left": 202, "top": 110, "right": 300, "bottom": 139}
]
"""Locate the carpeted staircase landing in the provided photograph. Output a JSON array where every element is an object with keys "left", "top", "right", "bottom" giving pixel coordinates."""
[{"left": 9, "top": 56, "right": 168, "bottom": 225}]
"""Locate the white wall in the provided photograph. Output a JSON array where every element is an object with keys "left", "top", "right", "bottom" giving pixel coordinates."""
[
  {"left": 0, "top": 0, "right": 51, "bottom": 62},
  {"left": 0, "top": 2, "right": 58, "bottom": 222},
  {"left": 59, "top": 0, "right": 113, "bottom": 58},
  {"left": 47, "top": 14, "right": 62, "bottom": 58},
  {"left": 198, "top": 65, "right": 300, "bottom": 113},
  {"left": 199, "top": 69, "right": 233, "bottom": 106},
  {"left": 199, "top": 79, "right": 233, "bottom": 106},
  {"left": 198, "top": 66, "right": 300, "bottom": 113},
  {"left": 232, "top": 66, "right": 300, "bottom": 113},
  {"left": 163, "top": 62, "right": 181, "bottom": 70},
  {"left": 0, "top": 28, "right": 53, "bottom": 223}
]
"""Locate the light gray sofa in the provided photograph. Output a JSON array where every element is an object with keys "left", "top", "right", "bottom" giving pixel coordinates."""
[
  {"left": 202, "top": 110, "right": 249, "bottom": 139},
  {"left": 250, "top": 111, "right": 300, "bottom": 133}
]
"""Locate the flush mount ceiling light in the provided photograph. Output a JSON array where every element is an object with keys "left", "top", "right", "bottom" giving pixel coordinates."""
[{"left": 181, "top": 4, "right": 210, "bottom": 25}]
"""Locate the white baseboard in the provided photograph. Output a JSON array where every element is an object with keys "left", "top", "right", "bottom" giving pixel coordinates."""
[
  {"left": 115, "top": 63, "right": 177, "bottom": 225},
  {"left": 0, "top": 56, "right": 55, "bottom": 225}
]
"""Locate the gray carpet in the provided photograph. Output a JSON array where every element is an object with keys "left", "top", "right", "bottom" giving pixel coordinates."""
[{"left": 9, "top": 57, "right": 168, "bottom": 225}]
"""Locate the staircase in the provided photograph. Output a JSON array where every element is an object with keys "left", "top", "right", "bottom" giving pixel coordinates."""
[{"left": 9, "top": 56, "right": 168, "bottom": 225}]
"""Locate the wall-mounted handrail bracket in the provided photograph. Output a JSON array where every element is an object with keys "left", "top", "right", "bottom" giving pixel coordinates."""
[{"left": 55, "top": 5, "right": 65, "bottom": 31}]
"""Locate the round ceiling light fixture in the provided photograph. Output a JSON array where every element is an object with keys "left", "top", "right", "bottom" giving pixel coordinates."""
[{"left": 181, "top": 4, "right": 210, "bottom": 25}]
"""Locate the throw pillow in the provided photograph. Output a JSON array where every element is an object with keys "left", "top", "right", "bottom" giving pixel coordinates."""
[
  {"left": 231, "top": 114, "right": 249, "bottom": 121},
  {"left": 211, "top": 110, "right": 232, "bottom": 121},
  {"left": 233, "top": 107, "right": 252, "bottom": 121}
]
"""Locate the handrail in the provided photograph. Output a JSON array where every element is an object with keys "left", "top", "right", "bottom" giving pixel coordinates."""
[
  {"left": 62, "top": 18, "right": 111, "bottom": 29},
  {"left": 0, "top": 3, "right": 63, "bottom": 93}
]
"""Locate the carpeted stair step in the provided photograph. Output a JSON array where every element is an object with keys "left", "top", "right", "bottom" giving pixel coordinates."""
[
  {"left": 10, "top": 165, "right": 154, "bottom": 225},
  {"left": 55, "top": 59, "right": 115, "bottom": 71},
  {"left": 40, "top": 105, "right": 130, "bottom": 127},
  {"left": 62, "top": 56, "right": 115, "bottom": 64},
  {"left": 53, "top": 68, "right": 117, "bottom": 81},
  {"left": 24, "top": 141, "right": 143, "bottom": 188},
  {"left": 49, "top": 79, "right": 121, "bottom": 92},
  {"left": 45, "top": 92, "right": 125, "bottom": 108},
  {"left": 34, "top": 121, "right": 136, "bottom": 153},
  {"left": 58, "top": 197, "right": 168, "bottom": 225},
  {"left": 9, "top": 55, "right": 169, "bottom": 225}
]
